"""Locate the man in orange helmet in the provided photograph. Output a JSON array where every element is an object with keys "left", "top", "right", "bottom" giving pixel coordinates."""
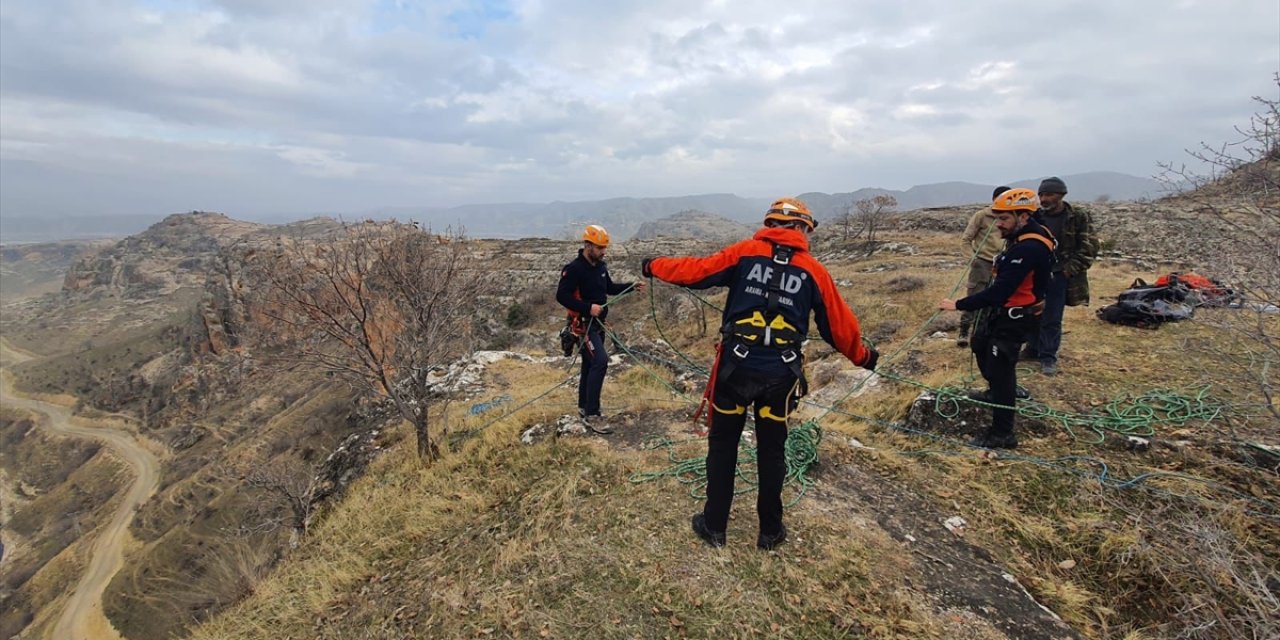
[
  {"left": 557, "top": 224, "right": 644, "bottom": 434},
  {"left": 642, "top": 198, "right": 878, "bottom": 549},
  {"left": 939, "top": 189, "right": 1056, "bottom": 449}
]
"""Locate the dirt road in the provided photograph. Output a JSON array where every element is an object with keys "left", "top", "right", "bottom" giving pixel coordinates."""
[{"left": 0, "top": 339, "right": 161, "bottom": 640}]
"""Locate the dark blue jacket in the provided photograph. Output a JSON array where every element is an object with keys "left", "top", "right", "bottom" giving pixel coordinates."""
[
  {"left": 557, "top": 250, "right": 633, "bottom": 325},
  {"left": 956, "top": 218, "right": 1056, "bottom": 311}
]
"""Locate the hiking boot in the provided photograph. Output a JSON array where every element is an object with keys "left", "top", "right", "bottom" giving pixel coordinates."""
[
  {"left": 967, "top": 386, "right": 1031, "bottom": 403},
  {"left": 967, "top": 388, "right": 992, "bottom": 402},
  {"left": 583, "top": 414, "right": 613, "bottom": 435},
  {"left": 758, "top": 524, "right": 787, "bottom": 551},
  {"left": 1041, "top": 361, "right": 1059, "bottom": 376},
  {"left": 955, "top": 337, "right": 969, "bottom": 348},
  {"left": 969, "top": 432, "right": 1018, "bottom": 449},
  {"left": 691, "top": 513, "right": 726, "bottom": 548},
  {"left": 1019, "top": 348, "right": 1040, "bottom": 362}
]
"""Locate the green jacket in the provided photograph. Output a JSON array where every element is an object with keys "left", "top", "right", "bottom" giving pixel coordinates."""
[{"left": 1039, "top": 202, "right": 1099, "bottom": 306}]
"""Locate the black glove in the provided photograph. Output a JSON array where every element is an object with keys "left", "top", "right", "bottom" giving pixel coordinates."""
[
  {"left": 861, "top": 347, "right": 880, "bottom": 371},
  {"left": 641, "top": 257, "right": 656, "bottom": 278}
]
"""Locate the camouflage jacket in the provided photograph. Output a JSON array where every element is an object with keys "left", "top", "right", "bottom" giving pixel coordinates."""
[{"left": 1038, "top": 202, "right": 1099, "bottom": 306}]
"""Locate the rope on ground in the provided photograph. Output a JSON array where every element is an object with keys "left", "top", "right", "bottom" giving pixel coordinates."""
[
  {"left": 549, "top": 259, "right": 1264, "bottom": 518},
  {"left": 808, "top": 397, "right": 1280, "bottom": 519},
  {"left": 629, "top": 419, "right": 823, "bottom": 506}
]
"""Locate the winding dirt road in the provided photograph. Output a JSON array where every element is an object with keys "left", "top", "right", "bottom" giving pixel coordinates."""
[{"left": 1, "top": 339, "right": 161, "bottom": 640}]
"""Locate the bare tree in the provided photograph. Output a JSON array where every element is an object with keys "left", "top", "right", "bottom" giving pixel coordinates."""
[
  {"left": 249, "top": 223, "right": 492, "bottom": 460},
  {"left": 833, "top": 208, "right": 857, "bottom": 241},
  {"left": 1156, "top": 75, "right": 1279, "bottom": 419},
  {"left": 241, "top": 462, "right": 320, "bottom": 546},
  {"left": 852, "top": 194, "right": 898, "bottom": 253}
]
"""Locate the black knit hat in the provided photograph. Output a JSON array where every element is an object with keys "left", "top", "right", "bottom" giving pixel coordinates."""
[
  {"left": 1038, "top": 177, "right": 1068, "bottom": 194},
  {"left": 992, "top": 185, "right": 1012, "bottom": 201}
]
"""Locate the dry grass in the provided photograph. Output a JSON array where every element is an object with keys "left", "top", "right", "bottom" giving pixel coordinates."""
[
  {"left": 6, "top": 220, "right": 1274, "bottom": 640},
  {"left": 189, "top": 361, "right": 974, "bottom": 640},
  {"left": 187, "top": 227, "right": 1278, "bottom": 640}
]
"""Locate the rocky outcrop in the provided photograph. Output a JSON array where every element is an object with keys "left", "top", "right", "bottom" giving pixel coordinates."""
[
  {"left": 631, "top": 210, "right": 755, "bottom": 244},
  {"left": 62, "top": 212, "right": 265, "bottom": 297}
]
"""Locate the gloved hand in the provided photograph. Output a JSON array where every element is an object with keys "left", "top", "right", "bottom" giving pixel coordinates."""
[
  {"left": 861, "top": 347, "right": 880, "bottom": 371},
  {"left": 641, "top": 257, "right": 657, "bottom": 278}
]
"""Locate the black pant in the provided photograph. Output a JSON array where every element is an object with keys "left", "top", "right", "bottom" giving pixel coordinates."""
[
  {"left": 702, "top": 365, "right": 797, "bottom": 537},
  {"left": 970, "top": 311, "right": 1035, "bottom": 437},
  {"left": 578, "top": 330, "right": 608, "bottom": 416}
]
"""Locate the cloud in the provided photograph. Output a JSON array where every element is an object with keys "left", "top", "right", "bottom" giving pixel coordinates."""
[{"left": 1, "top": 0, "right": 1277, "bottom": 219}]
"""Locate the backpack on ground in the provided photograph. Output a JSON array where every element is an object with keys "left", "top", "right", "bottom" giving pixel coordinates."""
[
  {"left": 1153, "top": 272, "right": 1238, "bottom": 307},
  {"left": 1097, "top": 279, "right": 1195, "bottom": 329}
]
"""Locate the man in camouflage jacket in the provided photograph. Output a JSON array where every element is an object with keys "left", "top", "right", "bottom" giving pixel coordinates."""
[{"left": 1026, "top": 176, "right": 1099, "bottom": 375}]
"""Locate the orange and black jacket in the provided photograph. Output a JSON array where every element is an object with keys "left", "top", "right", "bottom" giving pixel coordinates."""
[
  {"left": 955, "top": 218, "right": 1055, "bottom": 312},
  {"left": 646, "top": 226, "right": 874, "bottom": 375}
]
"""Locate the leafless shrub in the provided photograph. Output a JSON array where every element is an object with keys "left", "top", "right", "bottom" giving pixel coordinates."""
[
  {"left": 246, "top": 222, "right": 493, "bottom": 461},
  {"left": 849, "top": 195, "right": 899, "bottom": 254},
  {"left": 1106, "top": 497, "right": 1280, "bottom": 639},
  {"left": 239, "top": 461, "right": 320, "bottom": 546},
  {"left": 653, "top": 285, "right": 709, "bottom": 337},
  {"left": 1156, "top": 75, "right": 1280, "bottom": 420}
]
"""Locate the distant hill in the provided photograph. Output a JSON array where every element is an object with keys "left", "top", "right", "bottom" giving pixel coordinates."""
[
  {"left": 3, "top": 172, "right": 1166, "bottom": 243},
  {"left": 370, "top": 171, "right": 1165, "bottom": 239},
  {"left": 630, "top": 210, "right": 755, "bottom": 244}
]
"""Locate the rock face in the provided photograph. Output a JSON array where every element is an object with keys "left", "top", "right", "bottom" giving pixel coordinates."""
[
  {"left": 62, "top": 212, "right": 266, "bottom": 297},
  {"left": 0, "top": 240, "right": 114, "bottom": 300},
  {"left": 631, "top": 210, "right": 756, "bottom": 244}
]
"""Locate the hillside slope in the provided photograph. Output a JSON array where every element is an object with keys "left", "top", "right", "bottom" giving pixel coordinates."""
[{"left": 1, "top": 194, "right": 1275, "bottom": 640}]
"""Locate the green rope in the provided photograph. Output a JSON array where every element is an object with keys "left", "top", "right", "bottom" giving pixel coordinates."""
[
  {"left": 646, "top": 282, "right": 712, "bottom": 376},
  {"left": 629, "top": 419, "right": 823, "bottom": 506},
  {"left": 806, "top": 398, "right": 1280, "bottom": 518}
]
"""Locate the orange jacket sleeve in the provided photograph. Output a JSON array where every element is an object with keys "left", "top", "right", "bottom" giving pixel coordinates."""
[
  {"left": 647, "top": 240, "right": 760, "bottom": 289},
  {"left": 798, "top": 253, "right": 872, "bottom": 367}
]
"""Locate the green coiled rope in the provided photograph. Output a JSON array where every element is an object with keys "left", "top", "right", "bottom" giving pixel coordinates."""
[{"left": 629, "top": 419, "right": 823, "bottom": 507}]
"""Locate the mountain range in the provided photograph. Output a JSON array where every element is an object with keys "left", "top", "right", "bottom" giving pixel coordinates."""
[{"left": 1, "top": 171, "right": 1166, "bottom": 244}]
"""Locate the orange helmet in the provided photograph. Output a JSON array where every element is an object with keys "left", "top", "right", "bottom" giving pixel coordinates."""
[
  {"left": 764, "top": 197, "right": 817, "bottom": 230},
  {"left": 991, "top": 188, "right": 1040, "bottom": 213},
  {"left": 582, "top": 224, "right": 610, "bottom": 247}
]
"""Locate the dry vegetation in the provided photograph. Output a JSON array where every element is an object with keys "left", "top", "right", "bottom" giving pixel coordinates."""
[
  {"left": 184, "top": 218, "right": 1276, "bottom": 639},
  {"left": 4, "top": 92, "right": 1276, "bottom": 640},
  {"left": 0, "top": 411, "right": 128, "bottom": 639}
]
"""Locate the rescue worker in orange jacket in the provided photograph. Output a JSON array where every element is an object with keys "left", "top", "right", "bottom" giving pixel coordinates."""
[
  {"left": 641, "top": 198, "right": 878, "bottom": 549},
  {"left": 939, "top": 189, "right": 1056, "bottom": 449}
]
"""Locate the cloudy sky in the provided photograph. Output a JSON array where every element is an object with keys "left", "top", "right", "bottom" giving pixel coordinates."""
[{"left": 1, "top": 0, "right": 1276, "bottom": 219}]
